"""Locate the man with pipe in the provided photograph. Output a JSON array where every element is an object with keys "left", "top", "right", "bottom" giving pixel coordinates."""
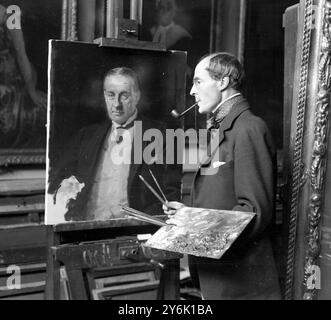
[{"left": 165, "top": 52, "right": 281, "bottom": 300}]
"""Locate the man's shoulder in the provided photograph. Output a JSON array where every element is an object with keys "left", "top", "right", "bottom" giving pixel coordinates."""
[
  {"left": 233, "top": 108, "right": 275, "bottom": 151},
  {"left": 80, "top": 120, "right": 110, "bottom": 134},
  {"left": 167, "top": 24, "right": 192, "bottom": 44},
  {"left": 70, "top": 121, "right": 110, "bottom": 144},
  {"left": 235, "top": 108, "right": 269, "bottom": 134}
]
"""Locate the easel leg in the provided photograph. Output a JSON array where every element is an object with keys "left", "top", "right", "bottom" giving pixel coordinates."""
[
  {"left": 66, "top": 269, "right": 88, "bottom": 300},
  {"left": 45, "top": 226, "right": 61, "bottom": 300}
]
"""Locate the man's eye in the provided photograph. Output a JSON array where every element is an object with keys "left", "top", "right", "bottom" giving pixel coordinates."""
[
  {"left": 105, "top": 93, "right": 114, "bottom": 99},
  {"left": 121, "top": 94, "right": 130, "bottom": 101}
]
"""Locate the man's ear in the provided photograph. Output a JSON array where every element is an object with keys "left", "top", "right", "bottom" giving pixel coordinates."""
[
  {"left": 134, "top": 90, "right": 141, "bottom": 105},
  {"left": 216, "top": 76, "right": 230, "bottom": 91}
]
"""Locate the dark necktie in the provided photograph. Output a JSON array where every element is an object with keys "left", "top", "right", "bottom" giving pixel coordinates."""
[
  {"left": 206, "top": 112, "right": 226, "bottom": 156},
  {"left": 207, "top": 110, "right": 227, "bottom": 131},
  {"left": 115, "top": 121, "right": 135, "bottom": 144}
]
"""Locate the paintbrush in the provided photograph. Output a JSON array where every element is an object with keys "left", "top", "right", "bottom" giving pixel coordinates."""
[
  {"left": 139, "top": 175, "right": 170, "bottom": 210},
  {"left": 148, "top": 169, "right": 168, "bottom": 202},
  {"left": 122, "top": 206, "right": 169, "bottom": 227}
]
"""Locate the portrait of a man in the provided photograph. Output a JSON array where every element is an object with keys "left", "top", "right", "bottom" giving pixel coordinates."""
[{"left": 45, "top": 41, "right": 186, "bottom": 224}]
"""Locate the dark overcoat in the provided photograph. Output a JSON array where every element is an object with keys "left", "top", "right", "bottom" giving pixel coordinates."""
[
  {"left": 190, "top": 97, "right": 281, "bottom": 300},
  {"left": 48, "top": 114, "right": 181, "bottom": 221}
]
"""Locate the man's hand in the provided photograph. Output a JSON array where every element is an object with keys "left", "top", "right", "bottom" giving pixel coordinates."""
[
  {"left": 162, "top": 201, "right": 187, "bottom": 226},
  {"left": 162, "top": 201, "right": 186, "bottom": 215}
]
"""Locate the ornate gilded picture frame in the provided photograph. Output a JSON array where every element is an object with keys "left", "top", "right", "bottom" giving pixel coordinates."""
[{"left": 285, "top": 0, "right": 331, "bottom": 300}]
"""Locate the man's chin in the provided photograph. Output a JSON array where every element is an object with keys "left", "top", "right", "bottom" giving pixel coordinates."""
[
  {"left": 198, "top": 103, "right": 215, "bottom": 114},
  {"left": 109, "top": 114, "right": 126, "bottom": 124},
  {"left": 198, "top": 106, "right": 208, "bottom": 114}
]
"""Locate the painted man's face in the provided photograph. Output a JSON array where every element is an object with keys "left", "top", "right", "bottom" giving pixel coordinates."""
[
  {"left": 157, "top": 0, "right": 176, "bottom": 26},
  {"left": 190, "top": 57, "right": 222, "bottom": 114},
  {"left": 104, "top": 75, "right": 140, "bottom": 124}
]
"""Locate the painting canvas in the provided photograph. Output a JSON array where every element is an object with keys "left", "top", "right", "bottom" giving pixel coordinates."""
[
  {"left": 145, "top": 207, "right": 256, "bottom": 259},
  {"left": 45, "top": 40, "right": 185, "bottom": 225}
]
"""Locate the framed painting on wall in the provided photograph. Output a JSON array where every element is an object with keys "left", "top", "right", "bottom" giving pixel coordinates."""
[{"left": 0, "top": 0, "right": 62, "bottom": 166}]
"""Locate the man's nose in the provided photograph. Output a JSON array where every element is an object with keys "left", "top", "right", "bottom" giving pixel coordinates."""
[
  {"left": 190, "top": 85, "right": 196, "bottom": 96},
  {"left": 114, "top": 96, "right": 122, "bottom": 108}
]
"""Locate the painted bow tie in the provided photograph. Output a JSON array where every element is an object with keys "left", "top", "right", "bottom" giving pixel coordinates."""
[{"left": 114, "top": 121, "right": 135, "bottom": 144}]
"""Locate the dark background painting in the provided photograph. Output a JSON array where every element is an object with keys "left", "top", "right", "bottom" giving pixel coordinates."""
[
  {"left": 9, "top": 0, "right": 62, "bottom": 92},
  {"left": 140, "top": 0, "right": 212, "bottom": 131},
  {"left": 48, "top": 40, "right": 186, "bottom": 168},
  {"left": 0, "top": 0, "right": 62, "bottom": 157}
]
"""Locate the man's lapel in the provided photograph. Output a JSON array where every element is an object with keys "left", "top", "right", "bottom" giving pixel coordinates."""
[
  {"left": 80, "top": 121, "right": 112, "bottom": 177},
  {"left": 201, "top": 97, "right": 250, "bottom": 166}
]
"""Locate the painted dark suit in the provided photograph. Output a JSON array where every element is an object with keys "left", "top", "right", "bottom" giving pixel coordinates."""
[
  {"left": 48, "top": 114, "right": 181, "bottom": 221},
  {"left": 189, "top": 96, "right": 281, "bottom": 299}
]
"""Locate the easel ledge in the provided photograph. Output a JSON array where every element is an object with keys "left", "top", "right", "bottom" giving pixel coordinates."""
[
  {"left": 53, "top": 215, "right": 166, "bottom": 233},
  {"left": 94, "top": 37, "right": 166, "bottom": 51}
]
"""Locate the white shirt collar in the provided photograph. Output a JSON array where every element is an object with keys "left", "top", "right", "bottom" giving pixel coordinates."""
[
  {"left": 158, "top": 21, "right": 175, "bottom": 32},
  {"left": 212, "top": 93, "right": 241, "bottom": 114}
]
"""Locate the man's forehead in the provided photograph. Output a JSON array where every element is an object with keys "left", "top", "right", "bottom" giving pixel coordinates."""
[
  {"left": 104, "top": 74, "right": 134, "bottom": 88},
  {"left": 194, "top": 57, "right": 211, "bottom": 78}
]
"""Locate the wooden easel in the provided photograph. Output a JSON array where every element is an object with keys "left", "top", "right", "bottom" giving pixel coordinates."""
[
  {"left": 46, "top": 1, "right": 183, "bottom": 300},
  {"left": 45, "top": 219, "right": 181, "bottom": 300}
]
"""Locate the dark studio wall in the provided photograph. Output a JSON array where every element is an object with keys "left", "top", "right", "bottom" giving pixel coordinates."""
[{"left": 244, "top": 0, "right": 298, "bottom": 149}]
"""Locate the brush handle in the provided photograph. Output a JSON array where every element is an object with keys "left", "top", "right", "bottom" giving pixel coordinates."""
[
  {"left": 149, "top": 169, "right": 168, "bottom": 202},
  {"left": 139, "top": 175, "right": 170, "bottom": 209},
  {"left": 122, "top": 206, "right": 169, "bottom": 227}
]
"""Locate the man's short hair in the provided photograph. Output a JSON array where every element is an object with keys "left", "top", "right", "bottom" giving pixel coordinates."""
[
  {"left": 104, "top": 67, "right": 140, "bottom": 92},
  {"left": 201, "top": 52, "right": 245, "bottom": 91}
]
